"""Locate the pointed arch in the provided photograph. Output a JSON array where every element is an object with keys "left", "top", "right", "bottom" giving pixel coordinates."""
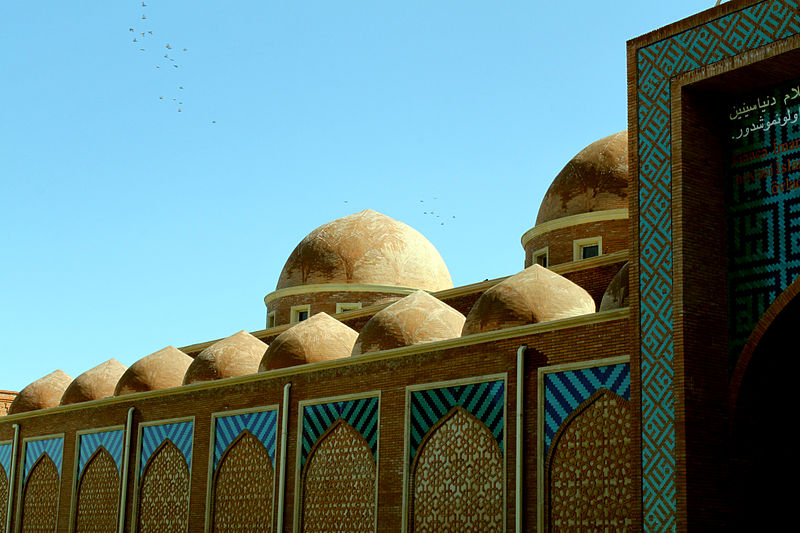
[
  {"left": 21, "top": 454, "right": 60, "bottom": 533},
  {"left": 212, "top": 430, "right": 274, "bottom": 532},
  {"left": 410, "top": 405, "right": 503, "bottom": 533},
  {"left": 300, "top": 419, "right": 376, "bottom": 533},
  {"left": 75, "top": 446, "right": 120, "bottom": 533},
  {"left": 545, "top": 388, "right": 633, "bottom": 531},
  {"left": 0, "top": 464, "right": 8, "bottom": 533},
  {"left": 137, "top": 439, "right": 189, "bottom": 533}
]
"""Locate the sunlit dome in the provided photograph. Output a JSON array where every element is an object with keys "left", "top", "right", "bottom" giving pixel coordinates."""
[
  {"left": 114, "top": 346, "right": 192, "bottom": 396},
  {"left": 8, "top": 370, "right": 73, "bottom": 415},
  {"left": 61, "top": 359, "right": 127, "bottom": 406},
  {"left": 259, "top": 313, "right": 358, "bottom": 371},
  {"left": 183, "top": 330, "right": 267, "bottom": 385}
]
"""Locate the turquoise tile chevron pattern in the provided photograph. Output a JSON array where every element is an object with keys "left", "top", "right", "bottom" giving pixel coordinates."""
[
  {"left": 409, "top": 379, "right": 504, "bottom": 463},
  {"left": 214, "top": 409, "right": 277, "bottom": 471},
  {"left": 543, "top": 363, "right": 630, "bottom": 456},
  {"left": 636, "top": 1, "right": 800, "bottom": 530},
  {"left": 139, "top": 421, "right": 193, "bottom": 478},
  {"left": 301, "top": 396, "right": 379, "bottom": 468},
  {"left": 24, "top": 437, "right": 64, "bottom": 481},
  {"left": 0, "top": 443, "right": 12, "bottom": 480},
  {"left": 78, "top": 429, "right": 124, "bottom": 477}
]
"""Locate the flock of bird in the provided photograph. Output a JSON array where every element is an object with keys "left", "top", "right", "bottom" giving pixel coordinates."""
[
  {"left": 129, "top": 2, "right": 213, "bottom": 123},
  {"left": 343, "top": 197, "right": 458, "bottom": 226}
]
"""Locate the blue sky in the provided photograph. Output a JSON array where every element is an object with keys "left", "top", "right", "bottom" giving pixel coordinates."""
[{"left": 1, "top": 1, "right": 710, "bottom": 391}]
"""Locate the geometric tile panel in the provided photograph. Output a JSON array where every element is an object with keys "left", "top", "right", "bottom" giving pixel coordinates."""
[
  {"left": 213, "top": 409, "right": 277, "bottom": 471},
  {"left": 636, "top": 2, "right": 800, "bottom": 531},
  {"left": 409, "top": 380, "right": 504, "bottom": 464},
  {"left": 0, "top": 444, "right": 11, "bottom": 481},
  {"left": 78, "top": 429, "right": 124, "bottom": 477},
  {"left": 726, "top": 78, "right": 800, "bottom": 366},
  {"left": 23, "top": 437, "right": 64, "bottom": 481},
  {"left": 543, "top": 363, "right": 631, "bottom": 456},
  {"left": 301, "top": 397, "right": 379, "bottom": 469},
  {"left": 139, "top": 421, "right": 194, "bottom": 478}
]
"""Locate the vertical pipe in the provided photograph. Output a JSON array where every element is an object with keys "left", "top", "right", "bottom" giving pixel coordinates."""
[
  {"left": 118, "top": 407, "right": 135, "bottom": 533},
  {"left": 6, "top": 423, "right": 19, "bottom": 533},
  {"left": 276, "top": 382, "right": 291, "bottom": 532},
  {"left": 516, "top": 345, "right": 527, "bottom": 533}
]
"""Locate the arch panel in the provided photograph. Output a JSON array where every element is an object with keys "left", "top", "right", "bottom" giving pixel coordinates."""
[
  {"left": 21, "top": 455, "right": 60, "bottom": 533},
  {"left": 0, "top": 465, "right": 7, "bottom": 533},
  {"left": 137, "top": 440, "right": 189, "bottom": 533},
  {"left": 75, "top": 448, "right": 120, "bottom": 533}
]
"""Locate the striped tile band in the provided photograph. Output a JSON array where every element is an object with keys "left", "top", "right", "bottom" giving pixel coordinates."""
[
  {"left": 0, "top": 443, "right": 12, "bottom": 480},
  {"left": 301, "top": 397, "right": 379, "bottom": 468},
  {"left": 78, "top": 429, "right": 124, "bottom": 477},
  {"left": 409, "top": 380, "right": 504, "bottom": 464},
  {"left": 214, "top": 409, "right": 278, "bottom": 470},
  {"left": 543, "top": 363, "right": 631, "bottom": 456},
  {"left": 139, "top": 421, "right": 194, "bottom": 478},
  {"left": 24, "top": 437, "right": 64, "bottom": 481}
]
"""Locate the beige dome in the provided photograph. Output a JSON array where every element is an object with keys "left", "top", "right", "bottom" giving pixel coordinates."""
[
  {"left": 114, "top": 346, "right": 192, "bottom": 396},
  {"left": 61, "top": 359, "right": 127, "bottom": 406},
  {"left": 183, "top": 330, "right": 267, "bottom": 385},
  {"left": 536, "top": 131, "right": 628, "bottom": 225},
  {"left": 352, "top": 290, "right": 465, "bottom": 355},
  {"left": 462, "top": 265, "right": 596, "bottom": 335},
  {"left": 259, "top": 313, "right": 358, "bottom": 371},
  {"left": 8, "top": 370, "right": 73, "bottom": 415},
  {"left": 276, "top": 209, "right": 453, "bottom": 291},
  {"left": 599, "top": 262, "right": 630, "bottom": 311}
]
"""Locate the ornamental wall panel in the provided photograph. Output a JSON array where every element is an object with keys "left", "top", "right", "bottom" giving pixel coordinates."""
[
  {"left": 0, "top": 441, "right": 11, "bottom": 533},
  {"left": 19, "top": 436, "right": 63, "bottom": 533},
  {"left": 75, "top": 448, "right": 120, "bottom": 533}
]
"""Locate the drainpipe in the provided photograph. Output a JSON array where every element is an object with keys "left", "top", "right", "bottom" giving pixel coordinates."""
[
  {"left": 516, "top": 345, "right": 527, "bottom": 533},
  {"left": 276, "top": 382, "right": 291, "bottom": 532},
  {"left": 118, "top": 407, "right": 135, "bottom": 533},
  {"left": 7, "top": 423, "right": 19, "bottom": 533}
]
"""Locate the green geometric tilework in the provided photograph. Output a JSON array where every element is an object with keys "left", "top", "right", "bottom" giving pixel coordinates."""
[{"left": 635, "top": 1, "right": 800, "bottom": 530}]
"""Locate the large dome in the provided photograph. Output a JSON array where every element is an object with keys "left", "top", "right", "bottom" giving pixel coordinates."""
[
  {"left": 276, "top": 209, "right": 453, "bottom": 291},
  {"left": 536, "top": 131, "right": 628, "bottom": 225}
]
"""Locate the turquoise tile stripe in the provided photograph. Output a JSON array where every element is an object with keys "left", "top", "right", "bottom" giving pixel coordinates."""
[
  {"left": 0, "top": 443, "right": 12, "bottom": 480},
  {"left": 78, "top": 430, "right": 124, "bottom": 477},
  {"left": 139, "top": 421, "right": 193, "bottom": 478},
  {"left": 543, "top": 363, "right": 631, "bottom": 456},
  {"left": 301, "top": 397, "right": 379, "bottom": 468},
  {"left": 409, "top": 380, "right": 504, "bottom": 464},
  {"left": 214, "top": 409, "right": 277, "bottom": 471},
  {"left": 635, "top": 1, "right": 800, "bottom": 530},
  {"left": 24, "top": 437, "right": 64, "bottom": 481}
]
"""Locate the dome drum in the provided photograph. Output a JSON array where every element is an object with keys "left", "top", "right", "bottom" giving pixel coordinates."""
[{"left": 523, "top": 215, "right": 628, "bottom": 268}]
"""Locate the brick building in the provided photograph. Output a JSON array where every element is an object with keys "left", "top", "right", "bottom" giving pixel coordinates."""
[{"left": 1, "top": 1, "right": 797, "bottom": 531}]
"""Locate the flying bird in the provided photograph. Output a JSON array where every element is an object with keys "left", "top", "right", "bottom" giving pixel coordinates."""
[
  {"left": 142, "top": 14, "right": 146, "bottom": 19},
  {"left": 142, "top": 2, "right": 147, "bottom": 6},
  {"left": 166, "top": 44, "right": 172, "bottom": 49}
]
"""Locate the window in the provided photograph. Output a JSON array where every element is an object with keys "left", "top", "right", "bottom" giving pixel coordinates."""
[
  {"left": 267, "top": 311, "right": 276, "bottom": 329},
  {"left": 290, "top": 305, "right": 311, "bottom": 323},
  {"left": 532, "top": 247, "right": 549, "bottom": 268},
  {"left": 336, "top": 302, "right": 362, "bottom": 314},
  {"left": 573, "top": 237, "right": 603, "bottom": 261}
]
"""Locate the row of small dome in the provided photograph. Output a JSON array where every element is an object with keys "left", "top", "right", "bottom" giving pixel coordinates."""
[{"left": 8, "top": 264, "right": 602, "bottom": 415}]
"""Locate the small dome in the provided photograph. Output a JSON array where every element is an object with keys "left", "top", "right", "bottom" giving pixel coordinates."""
[
  {"left": 259, "top": 313, "right": 358, "bottom": 371},
  {"left": 61, "top": 359, "right": 127, "bottom": 406},
  {"left": 599, "top": 262, "right": 629, "bottom": 311},
  {"left": 352, "top": 290, "right": 465, "bottom": 355},
  {"left": 114, "top": 346, "right": 192, "bottom": 396},
  {"left": 8, "top": 370, "right": 73, "bottom": 415},
  {"left": 536, "top": 131, "right": 628, "bottom": 225},
  {"left": 462, "top": 265, "right": 596, "bottom": 335},
  {"left": 183, "top": 330, "right": 268, "bottom": 385},
  {"left": 276, "top": 209, "right": 453, "bottom": 291}
]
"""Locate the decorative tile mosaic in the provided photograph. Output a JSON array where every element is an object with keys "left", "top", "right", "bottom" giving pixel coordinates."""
[
  {"left": 0, "top": 443, "right": 11, "bottom": 481},
  {"left": 409, "top": 380, "right": 504, "bottom": 463},
  {"left": 301, "top": 397, "right": 379, "bottom": 469},
  {"left": 635, "top": 1, "right": 800, "bottom": 529},
  {"left": 543, "top": 363, "right": 630, "bottom": 456},
  {"left": 78, "top": 429, "right": 124, "bottom": 477},
  {"left": 213, "top": 409, "right": 277, "bottom": 471},
  {"left": 23, "top": 437, "right": 63, "bottom": 481},
  {"left": 139, "top": 421, "right": 193, "bottom": 478}
]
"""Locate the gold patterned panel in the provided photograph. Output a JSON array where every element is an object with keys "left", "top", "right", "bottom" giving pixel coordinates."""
[
  {"left": 76, "top": 448, "right": 120, "bottom": 533},
  {"left": 0, "top": 465, "right": 8, "bottom": 533},
  {"left": 137, "top": 440, "right": 190, "bottom": 533},
  {"left": 547, "top": 389, "right": 633, "bottom": 532},
  {"left": 301, "top": 420, "right": 376, "bottom": 533},
  {"left": 213, "top": 431, "right": 274, "bottom": 532},
  {"left": 411, "top": 406, "right": 503, "bottom": 533},
  {"left": 21, "top": 455, "right": 60, "bottom": 533}
]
